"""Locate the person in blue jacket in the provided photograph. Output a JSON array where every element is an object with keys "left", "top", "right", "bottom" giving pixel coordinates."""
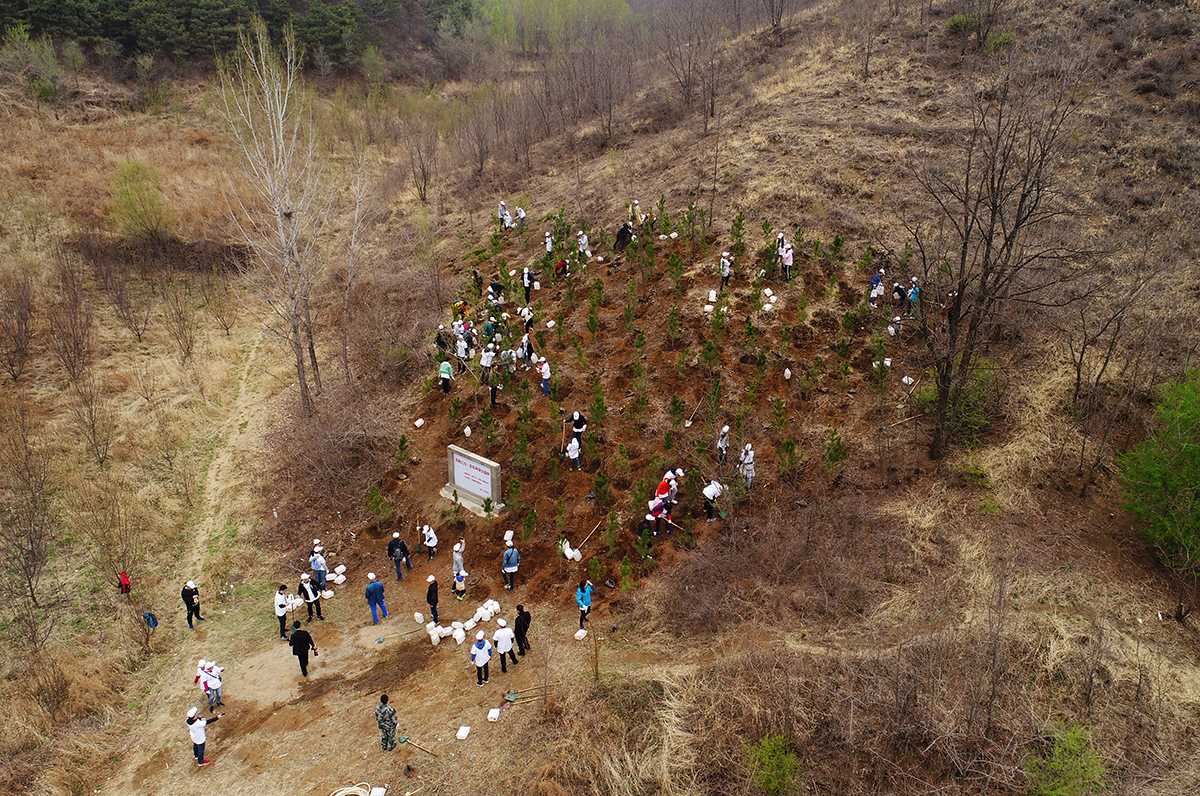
[
  {"left": 364, "top": 573, "right": 388, "bottom": 624},
  {"left": 576, "top": 579, "right": 593, "bottom": 630},
  {"left": 502, "top": 541, "right": 520, "bottom": 591}
]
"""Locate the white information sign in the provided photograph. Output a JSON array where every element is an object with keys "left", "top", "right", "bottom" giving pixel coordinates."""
[{"left": 452, "top": 450, "right": 493, "bottom": 499}]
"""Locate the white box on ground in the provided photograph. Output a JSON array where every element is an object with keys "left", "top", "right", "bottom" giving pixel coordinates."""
[
  {"left": 488, "top": 708, "right": 501, "bottom": 721},
  {"left": 457, "top": 726, "right": 471, "bottom": 740}
]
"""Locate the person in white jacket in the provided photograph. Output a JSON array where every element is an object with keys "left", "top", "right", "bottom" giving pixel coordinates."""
[
  {"left": 423, "top": 524, "right": 438, "bottom": 561},
  {"left": 202, "top": 662, "right": 224, "bottom": 711},
  {"left": 739, "top": 443, "right": 756, "bottom": 491},
  {"left": 274, "top": 584, "right": 289, "bottom": 640},
  {"left": 186, "top": 706, "right": 224, "bottom": 766},
  {"left": 309, "top": 546, "right": 328, "bottom": 589},
  {"left": 470, "top": 630, "right": 493, "bottom": 686},
  {"left": 703, "top": 480, "right": 724, "bottom": 522},
  {"left": 493, "top": 618, "right": 518, "bottom": 673},
  {"left": 717, "top": 425, "right": 730, "bottom": 465},
  {"left": 566, "top": 436, "right": 581, "bottom": 471}
]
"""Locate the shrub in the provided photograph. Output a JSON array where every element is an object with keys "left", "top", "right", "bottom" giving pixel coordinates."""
[
  {"left": 1119, "top": 370, "right": 1200, "bottom": 573},
  {"left": 1024, "top": 722, "right": 1107, "bottom": 796},
  {"left": 746, "top": 734, "right": 801, "bottom": 796},
  {"left": 522, "top": 508, "right": 537, "bottom": 540},
  {"left": 946, "top": 12, "right": 980, "bottom": 32},
  {"left": 110, "top": 160, "right": 176, "bottom": 242},
  {"left": 823, "top": 428, "right": 846, "bottom": 473},
  {"left": 588, "top": 556, "right": 606, "bottom": 582},
  {"left": 365, "top": 484, "right": 394, "bottom": 520}
]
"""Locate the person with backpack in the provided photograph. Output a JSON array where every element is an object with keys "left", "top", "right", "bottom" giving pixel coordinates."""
[
  {"left": 186, "top": 706, "right": 224, "bottom": 766},
  {"left": 388, "top": 531, "right": 410, "bottom": 581},
  {"left": 181, "top": 580, "right": 204, "bottom": 629}
]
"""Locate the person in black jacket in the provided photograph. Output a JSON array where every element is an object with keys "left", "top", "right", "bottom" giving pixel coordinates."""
[
  {"left": 289, "top": 621, "right": 317, "bottom": 677},
  {"left": 298, "top": 573, "right": 323, "bottom": 621},
  {"left": 571, "top": 411, "right": 587, "bottom": 443},
  {"left": 181, "top": 580, "right": 204, "bottom": 629},
  {"left": 426, "top": 574, "right": 439, "bottom": 623},
  {"left": 514, "top": 604, "right": 532, "bottom": 656},
  {"left": 387, "top": 532, "right": 410, "bottom": 581}
]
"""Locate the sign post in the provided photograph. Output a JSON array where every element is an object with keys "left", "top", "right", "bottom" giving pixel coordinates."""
[{"left": 441, "top": 445, "right": 504, "bottom": 517}]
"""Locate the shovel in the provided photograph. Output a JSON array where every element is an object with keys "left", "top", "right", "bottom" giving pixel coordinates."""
[
  {"left": 398, "top": 736, "right": 438, "bottom": 757},
  {"left": 683, "top": 401, "right": 702, "bottom": 428}
]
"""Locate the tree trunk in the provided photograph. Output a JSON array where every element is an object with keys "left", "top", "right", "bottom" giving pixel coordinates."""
[{"left": 304, "top": 297, "right": 321, "bottom": 395}]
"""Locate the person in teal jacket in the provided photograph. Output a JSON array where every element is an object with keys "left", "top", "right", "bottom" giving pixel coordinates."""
[
  {"left": 439, "top": 359, "right": 454, "bottom": 394},
  {"left": 576, "top": 579, "right": 593, "bottom": 630}
]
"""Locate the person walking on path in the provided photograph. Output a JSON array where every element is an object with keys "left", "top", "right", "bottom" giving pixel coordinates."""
[
  {"left": 703, "top": 479, "right": 725, "bottom": 522},
  {"left": 576, "top": 579, "right": 594, "bottom": 630},
  {"left": 493, "top": 618, "right": 518, "bottom": 673},
  {"left": 289, "top": 621, "right": 317, "bottom": 677},
  {"left": 739, "top": 443, "right": 756, "bottom": 491},
  {"left": 537, "top": 356, "right": 551, "bottom": 397},
  {"left": 310, "top": 546, "right": 328, "bottom": 590},
  {"left": 423, "top": 524, "right": 438, "bottom": 561},
  {"left": 439, "top": 358, "right": 454, "bottom": 394},
  {"left": 365, "top": 573, "right": 388, "bottom": 624},
  {"left": 501, "top": 541, "right": 519, "bottom": 591},
  {"left": 514, "top": 604, "right": 532, "bottom": 656},
  {"left": 452, "top": 539, "right": 466, "bottom": 580},
  {"left": 298, "top": 573, "right": 323, "bottom": 621},
  {"left": 388, "top": 532, "right": 411, "bottom": 581},
  {"left": 470, "top": 630, "right": 492, "bottom": 686},
  {"left": 186, "top": 706, "right": 223, "bottom": 766},
  {"left": 566, "top": 436, "right": 581, "bottom": 471},
  {"left": 376, "top": 695, "right": 398, "bottom": 751},
  {"left": 182, "top": 580, "right": 204, "bottom": 629},
  {"left": 426, "top": 574, "right": 439, "bottom": 623},
  {"left": 720, "top": 252, "right": 732, "bottom": 290},
  {"left": 717, "top": 425, "right": 730, "bottom": 465},
  {"left": 274, "top": 585, "right": 289, "bottom": 640}
]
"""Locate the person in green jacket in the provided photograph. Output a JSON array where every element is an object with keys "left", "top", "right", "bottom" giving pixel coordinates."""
[{"left": 439, "top": 358, "right": 454, "bottom": 394}]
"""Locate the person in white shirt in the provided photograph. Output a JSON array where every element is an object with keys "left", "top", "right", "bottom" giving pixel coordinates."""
[
  {"left": 493, "top": 618, "right": 518, "bottom": 673},
  {"left": 739, "top": 443, "right": 756, "bottom": 491},
  {"left": 566, "top": 436, "right": 581, "bottom": 471},
  {"left": 538, "top": 356, "right": 551, "bottom": 397},
  {"left": 720, "top": 252, "right": 732, "bottom": 290},
  {"left": 202, "top": 662, "right": 224, "bottom": 710},
  {"left": 274, "top": 584, "right": 289, "bottom": 640},
  {"left": 422, "top": 524, "right": 438, "bottom": 561},
  {"left": 717, "top": 425, "right": 730, "bottom": 464},
  {"left": 299, "top": 572, "right": 323, "bottom": 621},
  {"left": 703, "top": 480, "right": 724, "bottom": 522},
  {"left": 545, "top": 231, "right": 553, "bottom": 254},
  {"left": 309, "top": 546, "right": 328, "bottom": 589},
  {"left": 469, "top": 630, "right": 493, "bottom": 686},
  {"left": 516, "top": 206, "right": 526, "bottom": 228},
  {"left": 186, "top": 705, "right": 224, "bottom": 766},
  {"left": 452, "top": 540, "right": 466, "bottom": 580}
]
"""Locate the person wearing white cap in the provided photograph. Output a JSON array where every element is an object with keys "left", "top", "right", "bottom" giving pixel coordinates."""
[
  {"left": 739, "top": 442, "right": 756, "bottom": 491},
  {"left": 782, "top": 242, "right": 793, "bottom": 282},
  {"left": 388, "top": 531, "right": 410, "bottom": 581},
  {"left": 274, "top": 584, "right": 289, "bottom": 640},
  {"left": 668, "top": 469, "right": 685, "bottom": 505},
  {"left": 720, "top": 252, "right": 732, "bottom": 290},
  {"left": 516, "top": 205, "right": 526, "bottom": 228},
  {"left": 614, "top": 220, "right": 633, "bottom": 253},
  {"left": 181, "top": 580, "right": 203, "bottom": 629},
  {"left": 426, "top": 574, "right": 439, "bottom": 623},
  {"left": 202, "top": 662, "right": 224, "bottom": 710},
  {"left": 906, "top": 276, "right": 921, "bottom": 317},
  {"left": 501, "top": 540, "right": 520, "bottom": 591},
  {"left": 309, "top": 545, "right": 328, "bottom": 590},
  {"left": 423, "top": 524, "right": 438, "bottom": 561},
  {"left": 497, "top": 200, "right": 506, "bottom": 221},
  {"left": 869, "top": 268, "right": 885, "bottom": 308},
  {"left": 571, "top": 410, "right": 587, "bottom": 443},
  {"left": 544, "top": 231, "right": 553, "bottom": 254},
  {"left": 523, "top": 266, "right": 533, "bottom": 303},
  {"left": 364, "top": 572, "right": 388, "bottom": 625},
  {"left": 469, "top": 629, "right": 493, "bottom": 686},
  {"left": 703, "top": 479, "right": 725, "bottom": 522},
  {"left": 538, "top": 355, "right": 551, "bottom": 397},
  {"left": 435, "top": 324, "right": 449, "bottom": 355},
  {"left": 636, "top": 513, "right": 654, "bottom": 546},
  {"left": 630, "top": 199, "right": 640, "bottom": 223},
  {"left": 493, "top": 618, "right": 518, "bottom": 673},
  {"left": 452, "top": 538, "right": 466, "bottom": 580},
  {"left": 566, "top": 435, "right": 581, "bottom": 471},
  {"left": 186, "top": 705, "right": 223, "bottom": 766},
  {"left": 298, "top": 573, "right": 323, "bottom": 621},
  {"left": 717, "top": 425, "right": 730, "bottom": 464},
  {"left": 577, "top": 229, "right": 589, "bottom": 257}
]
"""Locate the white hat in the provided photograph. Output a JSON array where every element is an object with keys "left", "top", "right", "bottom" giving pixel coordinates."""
[
  {"left": 506, "top": 540, "right": 513, "bottom": 547},
  {"left": 878, "top": 268, "right": 885, "bottom": 274},
  {"left": 723, "top": 251, "right": 730, "bottom": 257},
  {"left": 721, "top": 425, "right": 729, "bottom": 433},
  {"left": 545, "top": 231, "right": 550, "bottom": 236},
  {"left": 427, "top": 575, "right": 436, "bottom": 582},
  {"left": 645, "top": 514, "right": 654, "bottom": 522},
  {"left": 476, "top": 630, "right": 485, "bottom": 640},
  {"left": 777, "top": 232, "right": 784, "bottom": 238},
  {"left": 367, "top": 572, "right": 376, "bottom": 581},
  {"left": 187, "top": 707, "right": 198, "bottom": 718},
  {"left": 301, "top": 573, "right": 310, "bottom": 580},
  {"left": 497, "top": 618, "right": 507, "bottom": 627},
  {"left": 912, "top": 276, "right": 918, "bottom": 282},
  {"left": 453, "top": 543, "right": 461, "bottom": 552},
  {"left": 458, "top": 570, "right": 468, "bottom": 578},
  {"left": 633, "top": 199, "right": 639, "bottom": 204},
  {"left": 393, "top": 531, "right": 400, "bottom": 538},
  {"left": 675, "top": 468, "right": 685, "bottom": 478},
  {"left": 198, "top": 659, "right": 207, "bottom": 667},
  {"left": 186, "top": 580, "right": 195, "bottom": 589},
  {"left": 573, "top": 411, "right": 580, "bottom": 420},
  {"left": 314, "top": 538, "right": 321, "bottom": 546},
  {"left": 439, "top": 324, "right": 445, "bottom": 330},
  {"left": 745, "top": 443, "right": 752, "bottom": 450},
  {"left": 206, "top": 661, "right": 217, "bottom": 670}
]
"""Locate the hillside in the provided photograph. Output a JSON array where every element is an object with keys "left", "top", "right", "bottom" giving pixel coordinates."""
[{"left": 2, "top": 1, "right": 1200, "bottom": 795}]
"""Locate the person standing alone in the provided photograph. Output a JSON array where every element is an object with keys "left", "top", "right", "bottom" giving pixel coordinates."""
[
  {"left": 576, "top": 580, "right": 593, "bottom": 630},
  {"left": 186, "top": 706, "right": 223, "bottom": 766},
  {"left": 181, "top": 580, "right": 204, "bottom": 629},
  {"left": 364, "top": 573, "right": 388, "bottom": 624},
  {"left": 289, "top": 621, "right": 317, "bottom": 677},
  {"left": 501, "top": 541, "right": 519, "bottom": 591},
  {"left": 514, "top": 604, "right": 532, "bottom": 656},
  {"left": 274, "top": 585, "right": 289, "bottom": 640},
  {"left": 375, "top": 695, "right": 398, "bottom": 751},
  {"left": 426, "top": 574, "right": 439, "bottom": 623}
]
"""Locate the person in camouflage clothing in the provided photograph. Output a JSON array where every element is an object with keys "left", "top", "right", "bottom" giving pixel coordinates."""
[{"left": 375, "top": 694, "right": 398, "bottom": 751}]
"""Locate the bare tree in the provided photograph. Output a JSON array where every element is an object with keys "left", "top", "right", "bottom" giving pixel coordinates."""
[
  {"left": 910, "top": 65, "right": 1086, "bottom": 459},
  {"left": 0, "top": 394, "right": 58, "bottom": 614},
  {"left": 46, "top": 247, "right": 93, "bottom": 384},
  {"left": 203, "top": 267, "right": 240, "bottom": 336},
  {"left": 0, "top": 270, "right": 34, "bottom": 381},
  {"left": 656, "top": 0, "right": 714, "bottom": 109},
  {"left": 69, "top": 368, "right": 116, "bottom": 466},
  {"left": 400, "top": 95, "right": 441, "bottom": 202},
  {"left": 161, "top": 277, "right": 198, "bottom": 365},
  {"left": 341, "top": 148, "right": 374, "bottom": 388},
  {"left": 759, "top": 0, "right": 795, "bottom": 30},
  {"left": 218, "top": 18, "right": 330, "bottom": 416},
  {"left": 844, "top": 0, "right": 890, "bottom": 81}
]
